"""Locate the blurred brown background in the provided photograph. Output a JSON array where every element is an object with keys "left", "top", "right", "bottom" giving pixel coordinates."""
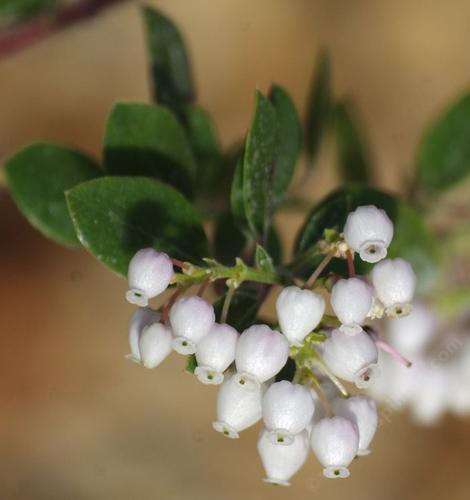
[{"left": 1, "top": 1, "right": 470, "bottom": 499}]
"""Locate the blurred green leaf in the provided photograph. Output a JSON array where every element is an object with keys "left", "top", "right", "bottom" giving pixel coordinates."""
[
  {"left": 103, "top": 103, "right": 196, "bottom": 197},
  {"left": 417, "top": 92, "right": 470, "bottom": 191},
  {"left": 5, "top": 143, "right": 101, "bottom": 245},
  {"left": 255, "top": 244, "right": 274, "bottom": 273},
  {"left": 66, "top": 176, "right": 209, "bottom": 276},
  {"left": 141, "top": 5, "right": 194, "bottom": 115},
  {"left": 333, "top": 100, "right": 372, "bottom": 183},
  {"left": 266, "top": 224, "right": 283, "bottom": 265},
  {"left": 230, "top": 153, "right": 248, "bottom": 231},
  {"left": 305, "top": 49, "right": 331, "bottom": 166},
  {"left": 0, "top": 0, "right": 56, "bottom": 27},
  {"left": 183, "top": 104, "right": 221, "bottom": 194},
  {"left": 214, "top": 283, "right": 265, "bottom": 331},
  {"left": 389, "top": 203, "right": 440, "bottom": 291},
  {"left": 295, "top": 184, "right": 439, "bottom": 290},
  {"left": 243, "top": 90, "right": 279, "bottom": 239},
  {"left": 268, "top": 84, "right": 302, "bottom": 206},
  {"left": 213, "top": 211, "right": 247, "bottom": 265}
]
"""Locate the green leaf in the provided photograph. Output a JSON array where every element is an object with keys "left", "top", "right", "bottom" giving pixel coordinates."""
[
  {"left": 5, "top": 143, "right": 101, "bottom": 246},
  {"left": 243, "top": 90, "right": 279, "bottom": 239},
  {"left": 255, "top": 244, "right": 274, "bottom": 273},
  {"left": 268, "top": 84, "right": 302, "bottom": 206},
  {"left": 141, "top": 6, "right": 194, "bottom": 114},
  {"left": 295, "top": 184, "right": 439, "bottom": 290},
  {"left": 305, "top": 49, "right": 332, "bottom": 166},
  {"left": 66, "top": 176, "right": 209, "bottom": 277},
  {"left": 214, "top": 283, "right": 265, "bottom": 331},
  {"left": 213, "top": 211, "right": 247, "bottom": 265},
  {"left": 417, "top": 92, "right": 470, "bottom": 191},
  {"left": 185, "top": 354, "right": 198, "bottom": 374},
  {"left": 103, "top": 102, "right": 196, "bottom": 197},
  {"left": 333, "top": 100, "right": 372, "bottom": 183},
  {"left": 183, "top": 104, "right": 221, "bottom": 194},
  {"left": 230, "top": 153, "right": 248, "bottom": 231}
]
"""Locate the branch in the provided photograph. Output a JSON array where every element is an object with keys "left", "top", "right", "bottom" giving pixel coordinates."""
[{"left": 0, "top": 0, "right": 123, "bottom": 59}]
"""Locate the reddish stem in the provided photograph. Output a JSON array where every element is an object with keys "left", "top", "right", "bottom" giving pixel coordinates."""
[
  {"left": 346, "top": 250, "right": 356, "bottom": 278},
  {"left": 0, "top": 0, "right": 122, "bottom": 59},
  {"left": 305, "top": 251, "right": 335, "bottom": 289},
  {"left": 375, "top": 339, "right": 412, "bottom": 368},
  {"left": 197, "top": 278, "right": 211, "bottom": 298},
  {"left": 160, "top": 287, "right": 185, "bottom": 324},
  {"left": 312, "top": 384, "right": 334, "bottom": 418},
  {"left": 170, "top": 258, "right": 189, "bottom": 270}
]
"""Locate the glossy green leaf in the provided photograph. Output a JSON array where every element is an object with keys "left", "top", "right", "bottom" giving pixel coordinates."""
[
  {"left": 417, "top": 93, "right": 470, "bottom": 191},
  {"left": 305, "top": 49, "right": 331, "bottom": 166},
  {"left": 214, "top": 283, "right": 265, "bottom": 331},
  {"left": 295, "top": 185, "right": 439, "bottom": 290},
  {"left": 255, "top": 244, "right": 274, "bottom": 273},
  {"left": 268, "top": 84, "right": 302, "bottom": 205},
  {"left": 184, "top": 104, "right": 221, "bottom": 194},
  {"left": 66, "top": 176, "right": 209, "bottom": 276},
  {"left": 243, "top": 90, "right": 279, "bottom": 239},
  {"left": 103, "top": 102, "right": 196, "bottom": 197},
  {"left": 5, "top": 143, "right": 101, "bottom": 246},
  {"left": 141, "top": 6, "right": 194, "bottom": 114},
  {"left": 334, "top": 100, "right": 372, "bottom": 183}
]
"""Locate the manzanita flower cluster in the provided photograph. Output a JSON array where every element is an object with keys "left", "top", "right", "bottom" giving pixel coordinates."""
[{"left": 125, "top": 205, "right": 417, "bottom": 485}]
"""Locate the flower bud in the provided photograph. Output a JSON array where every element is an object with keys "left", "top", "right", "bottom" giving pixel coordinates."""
[
  {"left": 343, "top": 205, "right": 394, "bottom": 263},
  {"left": 310, "top": 416, "right": 359, "bottom": 478},
  {"left": 371, "top": 258, "right": 416, "bottom": 317},
  {"left": 234, "top": 325, "right": 290, "bottom": 390},
  {"left": 276, "top": 286, "right": 325, "bottom": 345},
  {"left": 127, "top": 307, "right": 160, "bottom": 363},
  {"left": 257, "top": 429, "right": 309, "bottom": 486},
  {"left": 169, "top": 296, "right": 215, "bottom": 355},
  {"left": 322, "top": 329, "right": 379, "bottom": 388},
  {"left": 212, "top": 374, "right": 263, "bottom": 438},
  {"left": 385, "top": 303, "right": 438, "bottom": 355},
  {"left": 195, "top": 323, "right": 239, "bottom": 385},
  {"left": 332, "top": 396, "right": 378, "bottom": 456},
  {"left": 331, "top": 278, "right": 373, "bottom": 335},
  {"left": 262, "top": 381, "right": 315, "bottom": 445},
  {"left": 138, "top": 323, "right": 173, "bottom": 369},
  {"left": 126, "top": 248, "right": 174, "bottom": 306}
]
